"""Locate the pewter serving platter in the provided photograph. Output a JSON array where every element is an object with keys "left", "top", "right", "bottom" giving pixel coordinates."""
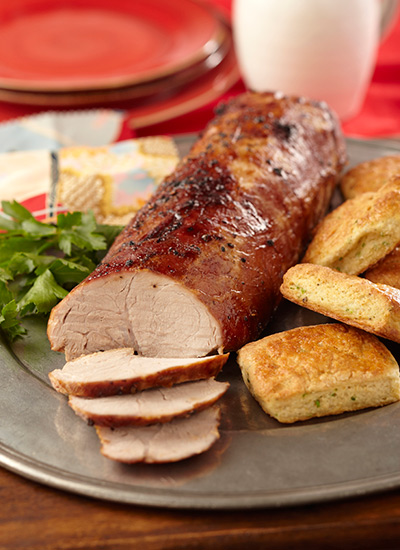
[{"left": 1, "top": 137, "right": 400, "bottom": 509}]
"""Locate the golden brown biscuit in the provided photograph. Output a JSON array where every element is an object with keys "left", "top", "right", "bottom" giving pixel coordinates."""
[
  {"left": 340, "top": 155, "right": 400, "bottom": 199},
  {"left": 364, "top": 245, "right": 400, "bottom": 289},
  {"left": 281, "top": 263, "right": 400, "bottom": 343},
  {"left": 302, "top": 178, "right": 400, "bottom": 275},
  {"left": 237, "top": 323, "right": 400, "bottom": 423}
]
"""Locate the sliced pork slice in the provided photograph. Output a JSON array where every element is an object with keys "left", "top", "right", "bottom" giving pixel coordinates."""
[
  {"left": 96, "top": 405, "right": 221, "bottom": 463},
  {"left": 49, "top": 349, "right": 229, "bottom": 397},
  {"left": 69, "top": 378, "right": 229, "bottom": 427}
]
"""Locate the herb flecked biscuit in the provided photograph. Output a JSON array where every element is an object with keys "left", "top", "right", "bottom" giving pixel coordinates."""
[
  {"left": 237, "top": 323, "right": 400, "bottom": 423},
  {"left": 281, "top": 263, "right": 400, "bottom": 343},
  {"left": 302, "top": 178, "right": 400, "bottom": 275},
  {"left": 340, "top": 155, "right": 400, "bottom": 199},
  {"left": 365, "top": 245, "right": 400, "bottom": 290}
]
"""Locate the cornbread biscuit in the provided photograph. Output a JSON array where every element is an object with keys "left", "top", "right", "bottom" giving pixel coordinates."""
[
  {"left": 237, "top": 323, "right": 400, "bottom": 423},
  {"left": 303, "top": 178, "right": 400, "bottom": 275},
  {"left": 341, "top": 155, "right": 400, "bottom": 199},
  {"left": 365, "top": 245, "right": 400, "bottom": 289},
  {"left": 281, "top": 263, "right": 400, "bottom": 343}
]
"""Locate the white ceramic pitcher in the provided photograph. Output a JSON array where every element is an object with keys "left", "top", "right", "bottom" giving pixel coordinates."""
[{"left": 232, "top": 0, "right": 398, "bottom": 120}]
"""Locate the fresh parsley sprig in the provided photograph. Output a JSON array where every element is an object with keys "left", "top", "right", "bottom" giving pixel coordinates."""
[{"left": 0, "top": 200, "right": 123, "bottom": 341}]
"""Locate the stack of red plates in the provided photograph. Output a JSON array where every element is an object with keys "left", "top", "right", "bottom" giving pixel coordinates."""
[{"left": 0, "top": 0, "right": 239, "bottom": 128}]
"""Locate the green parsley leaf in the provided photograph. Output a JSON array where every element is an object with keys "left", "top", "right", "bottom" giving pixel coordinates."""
[
  {"left": 5, "top": 252, "right": 37, "bottom": 277},
  {"left": 0, "top": 300, "right": 27, "bottom": 340},
  {"left": 97, "top": 223, "right": 125, "bottom": 248},
  {"left": 0, "top": 202, "right": 123, "bottom": 341},
  {"left": 19, "top": 269, "right": 69, "bottom": 313},
  {"left": 57, "top": 211, "right": 106, "bottom": 255},
  {"left": 0, "top": 267, "right": 12, "bottom": 283},
  {"left": 21, "top": 218, "right": 57, "bottom": 237},
  {"left": 49, "top": 258, "right": 92, "bottom": 285},
  {"left": 0, "top": 237, "right": 45, "bottom": 262},
  {"left": 0, "top": 214, "right": 18, "bottom": 231},
  {"left": 1, "top": 200, "right": 33, "bottom": 222},
  {"left": 0, "top": 280, "right": 13, "bottom": 305}
]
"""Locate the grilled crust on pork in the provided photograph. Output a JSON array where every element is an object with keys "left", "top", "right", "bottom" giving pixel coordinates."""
[{"left": 48, "top": 92, "right": 346, "bottom": 359}]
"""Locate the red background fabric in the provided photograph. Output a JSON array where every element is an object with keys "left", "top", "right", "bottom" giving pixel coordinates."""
[{"left": 0, "top": 0, "right": 399, "bottom": 140}]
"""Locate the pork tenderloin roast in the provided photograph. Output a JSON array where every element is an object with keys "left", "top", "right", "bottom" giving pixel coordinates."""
[{"left": 48, "top": 92, "right": 346, "bottom": 360}]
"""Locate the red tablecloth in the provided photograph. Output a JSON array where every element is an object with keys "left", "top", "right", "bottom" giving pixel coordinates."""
[{"left": 0, "top": 0, "right": 399, "bottom": 141}]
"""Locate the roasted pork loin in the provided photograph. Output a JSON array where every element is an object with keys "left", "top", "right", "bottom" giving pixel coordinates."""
[{"left": 48, "top": 92, "right": 346, "bottom": 360}]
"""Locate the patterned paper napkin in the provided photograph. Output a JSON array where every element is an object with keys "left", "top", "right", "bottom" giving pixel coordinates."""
[{"left": 0, "top": 110, "right": 179, "bottom": 223}]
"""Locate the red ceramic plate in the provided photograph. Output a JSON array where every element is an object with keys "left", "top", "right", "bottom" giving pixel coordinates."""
[
  {"left": 127, "top": 36, "right": 240, "bottom": 129},
  {"left": 0, "top": 24, "right": 240, "bottom": 129},
  {"left": 0, "top": 28, "right": 231, "bottom": 106},
  {"left": 0, "top": 0, "right": 224, "bottom": 92}
]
